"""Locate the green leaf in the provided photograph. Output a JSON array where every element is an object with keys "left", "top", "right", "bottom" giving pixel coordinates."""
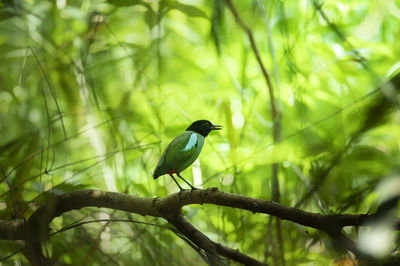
[
  {"left": 211, "top": 0, "right": 225, "bottom": 54},
  {"left": 107, "top": 0, "right": 149, "bottom": 8},
  {"left": 0, "top": 8, "right": 15, "bottom": 22},
  {"left": 168, "top": 2, "right": 207, "bottom": 18}
]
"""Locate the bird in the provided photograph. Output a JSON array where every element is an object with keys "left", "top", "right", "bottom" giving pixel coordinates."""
[{"left": 153, "top": 120, "right": 222, "bottom": 191}]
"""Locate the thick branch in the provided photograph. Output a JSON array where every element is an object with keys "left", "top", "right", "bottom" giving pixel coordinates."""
[
  {"left": 0, "top": 188, "right": 389, "bottom": 263},
  {"left": 168, "top": 214, "right": 267, "bottom": 266},
  {"left": 0, "top": 189, "right": 267, "bottom": 265},
  {"left": 325, "top": 230, "right": 375, "bottom": 262},
  {"left": 162, "top": 188, "right": 369, "bottom": 231},
  {"left": 0, "top": 188, "right": 376, "bottom": 239}
]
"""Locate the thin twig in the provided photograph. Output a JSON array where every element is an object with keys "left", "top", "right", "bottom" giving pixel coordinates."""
[
  {"left": 28, "top": 47, "right": 67, "bottom": 140},
  {"left": 224, "top": 1, "right": 284, "bottom": 263},
  {"left": 224, "top": 0, "right": 278, "bottom": 121}
]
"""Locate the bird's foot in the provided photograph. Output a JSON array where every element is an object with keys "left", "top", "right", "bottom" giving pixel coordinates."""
[
  {"left": 177, "top": 189, "right": 190, "bottom": 199},
  {"left": 178, "top": 188, "right": 189, "bottom": 193}
]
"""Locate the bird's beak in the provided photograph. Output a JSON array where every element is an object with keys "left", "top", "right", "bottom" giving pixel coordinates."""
[{"left": 211, "top": 124, "right": 223, "bottom": 130}]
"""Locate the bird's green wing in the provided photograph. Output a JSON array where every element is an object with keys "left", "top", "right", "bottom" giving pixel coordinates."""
[{"left": 153, "top": 131, "right": 204, "bottom": 178}]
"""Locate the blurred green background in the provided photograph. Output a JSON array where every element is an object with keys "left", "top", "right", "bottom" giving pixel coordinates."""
[{"left": 0, "top": 0, "right": 399, "bottom": 265}]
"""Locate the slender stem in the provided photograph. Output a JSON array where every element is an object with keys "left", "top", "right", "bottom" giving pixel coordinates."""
[
  {"left": 224, "top": 1, "right": 283, "bottom": 263},
  {"left": 224, "top": 0, "right": 279, "bottom": 122}
]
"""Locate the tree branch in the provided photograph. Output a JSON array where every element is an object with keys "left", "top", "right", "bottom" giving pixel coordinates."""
[
  {"left": 0, "top": 188, "right": 393, "bottom": 263},
  {"left": 168, "top": 214, "right": 267, "bottom": 266},
  {"left": 325, "top": 229, "right": 373, "bottom": 262},
  {"left": 168, "top": 214, "right": 223, "bottom": 265}
]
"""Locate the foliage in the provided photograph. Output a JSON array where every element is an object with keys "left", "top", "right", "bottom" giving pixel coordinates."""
[{"left": 0, "top": 0, "right": 399, "bottom": 265}]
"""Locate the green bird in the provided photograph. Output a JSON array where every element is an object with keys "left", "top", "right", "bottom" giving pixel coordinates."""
[{"left": 153, "top": 120, "right": 222, "bottom": 190}]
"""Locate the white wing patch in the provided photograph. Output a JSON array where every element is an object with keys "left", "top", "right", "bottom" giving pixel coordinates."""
[{"left": 183, "top": 133, "right": 197, "bottom": 151}]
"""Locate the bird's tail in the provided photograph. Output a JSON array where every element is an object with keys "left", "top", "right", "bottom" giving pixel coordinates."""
[{"left": 153, "top": 170, "right": 160, "bottom": 180}]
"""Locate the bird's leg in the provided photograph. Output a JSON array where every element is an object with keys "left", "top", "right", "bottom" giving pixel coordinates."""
[
  {"left": 169, "top": 173, "right": 185, "bottom": 191},
  {"left": 176, "top": 173, "right": 198, "bottom": 190}
]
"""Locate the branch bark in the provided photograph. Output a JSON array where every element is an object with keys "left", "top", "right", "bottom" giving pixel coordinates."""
[
  {"left": 168, "top": 214, "right": 266, "bottom": 266},
  {"left": 0, "top": 188, "right": 392, "bottom": 264}
]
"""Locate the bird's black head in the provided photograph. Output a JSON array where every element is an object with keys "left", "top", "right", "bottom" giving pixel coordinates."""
[{"left": 186, "top": 120, "right": 222, "bottom": 137}]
